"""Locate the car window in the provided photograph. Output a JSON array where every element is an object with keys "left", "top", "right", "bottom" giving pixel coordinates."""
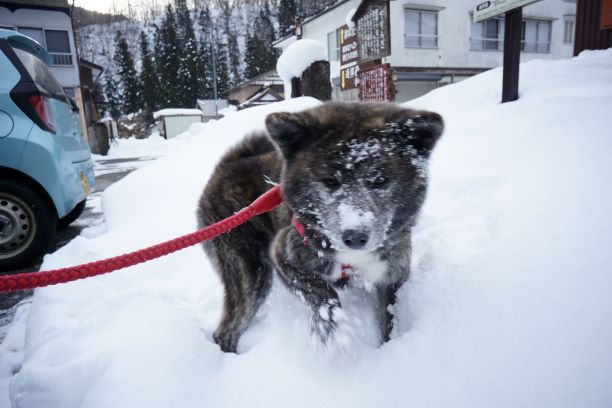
[{"left": 12, "top": 46, "right": 66, "bottom": 99}]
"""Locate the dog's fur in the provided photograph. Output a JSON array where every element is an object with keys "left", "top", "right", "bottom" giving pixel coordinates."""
[{"left": 197, "top": 102, "right": 443, "bottom": 353}]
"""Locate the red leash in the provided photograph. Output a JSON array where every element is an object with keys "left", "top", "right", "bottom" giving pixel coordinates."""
[{"left": 0, "top": 185, "right": 283, "bottom": 293}]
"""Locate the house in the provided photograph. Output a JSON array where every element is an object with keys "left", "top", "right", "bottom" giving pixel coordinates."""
[
  {"left": 227, "top": 70, "right": 285, "bottom": 107},
  {"left": 274, "top": 0, "right": 578, "bottom": 103},
  {"left": 153, "top": 109, "right": 204, "bottom": 139},
  {"left": 0, "top": 0, "right": 94, "bottom": 141},
  {"left": 238, "top": 85, "right": 284, "bottom": 109},
  {"left": 79, "top": 58, "right": 104, "bottom": 137}
]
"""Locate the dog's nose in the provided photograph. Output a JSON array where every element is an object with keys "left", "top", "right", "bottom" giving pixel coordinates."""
[{"left": 342, "top": 229, "right": 369, "bottom": 249}]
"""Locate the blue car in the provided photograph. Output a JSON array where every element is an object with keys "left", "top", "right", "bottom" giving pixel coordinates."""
[{"left": 0, "top": 29, "right": 95, "bottom": 269}]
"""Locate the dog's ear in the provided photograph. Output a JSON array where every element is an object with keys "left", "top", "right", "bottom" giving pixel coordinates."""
[
  {"left": 392, "top": 110, "right": 444, "bottom": 157},
  {"left": 265, "top": 111, "right": 313, "bottom": 158}
]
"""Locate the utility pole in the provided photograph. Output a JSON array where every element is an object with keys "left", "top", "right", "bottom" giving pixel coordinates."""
[{"left": 211, "top": 44, "right": 218, "bottom": 118}]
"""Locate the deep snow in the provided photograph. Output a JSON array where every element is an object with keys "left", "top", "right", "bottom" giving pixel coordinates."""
[{"left": 2, "top": 50, "right": 612, "bottom": 408}]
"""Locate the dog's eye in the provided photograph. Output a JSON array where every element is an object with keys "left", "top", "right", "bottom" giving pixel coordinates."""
[
  {"left": 321, "top": 177, "right": 341, "bottom": 189},
  {"left": 368, "top": 175, "right": 388, "bottom": 189}
]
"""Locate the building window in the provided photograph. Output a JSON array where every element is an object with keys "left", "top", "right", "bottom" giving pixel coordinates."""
[
  {"left": 470, "top": 17, "right": 504, "bottom": 50},
  {"left": 470, "top": 17, "right": 551, "bottom": 53},
  {"left": 45, "top": 30, "right": 73, "bottom": 65},
  {"left": 327, "top": 29, "right": 340, "bottom": 61},
  {"left": 522, "top": 20, "right": 551, "bottom": 53},
  {"left": 17, "top": 27, "right": 72, "bottom": 65},
  {"left": 564, "top": 16, "right": 575, "bottom": 44},
  {"left": 404, "top": 9, "right": 438, "bottom": 49},
  {"left": 1, "top": 26, "right": 14, "bottom": 30},
  {"left": 18, "top": 27, "right": 45, "bottom": 46}
]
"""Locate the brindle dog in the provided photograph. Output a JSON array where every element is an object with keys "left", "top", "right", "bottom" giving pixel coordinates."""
[{"left": 197, "top": 102, "right": 443, "bottom": 353}]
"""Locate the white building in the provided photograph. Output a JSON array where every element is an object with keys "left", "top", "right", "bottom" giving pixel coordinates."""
[
  {"left": 0, "top": 0, "right": 91, "bottom": 139},
  {"left": 274, "top": 0, "right": 577, "bottom": 102}
]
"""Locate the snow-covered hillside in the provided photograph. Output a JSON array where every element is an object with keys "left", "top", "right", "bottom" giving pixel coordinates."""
[{"left": 2, "top": 50, "right": 612, "bottom": 408}]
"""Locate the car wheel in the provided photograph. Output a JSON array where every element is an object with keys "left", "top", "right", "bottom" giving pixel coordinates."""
[
  {"left": 0, "top": 179, "right": 57, "bottom": 270},
  {"left": 58, "top": 199, "right": 86, "bottom": 229}
]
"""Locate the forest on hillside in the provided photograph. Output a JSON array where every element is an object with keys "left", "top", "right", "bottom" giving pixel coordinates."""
[{"left": 75, "top": 0, "right": 344, "bottom": 121}]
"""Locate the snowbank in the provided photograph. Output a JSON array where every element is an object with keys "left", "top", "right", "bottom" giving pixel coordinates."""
[
  {"left": 276, "top": 39, "right": 327, "bottom": 98},
  {"left": 4, "top": 51, "right": 612, "bottom": 408},
  {"left": 153, "top": 108, "right": 204, "bottom": 119},
  {"left": 93, "top": 128, "right": 200, "bottom": 160}
]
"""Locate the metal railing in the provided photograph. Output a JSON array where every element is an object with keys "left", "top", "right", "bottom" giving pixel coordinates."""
[{"left": 50, "top": 52, "right": 73, "bottom": 66}]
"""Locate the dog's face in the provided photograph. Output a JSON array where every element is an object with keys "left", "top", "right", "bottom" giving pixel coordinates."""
[{"left": 266, "top": 103, "right": 443, "bottom": 253}]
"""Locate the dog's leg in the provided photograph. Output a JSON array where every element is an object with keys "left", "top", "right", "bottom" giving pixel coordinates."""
[
  {"left": 272, "top": 228, "right": 341, "bottom": 343},
  {"left": 278, "top": 261, "right": 341, "bottom": 342},
  {"left": 204, "top": 225, "right": 273, "bottom": 353},
  {"left": 377, "top": 284, "right": 398, "bottom": 342}
]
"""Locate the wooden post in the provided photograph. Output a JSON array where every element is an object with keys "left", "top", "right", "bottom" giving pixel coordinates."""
[
  {"left": 502, "top": 7, "right": 522, "bottom": 103},
  {"left": 301, "top": 60, "right": 331, "bottom": 101},
  {"left": 291, "top": 77, "right": 301, "bottom": 98}
]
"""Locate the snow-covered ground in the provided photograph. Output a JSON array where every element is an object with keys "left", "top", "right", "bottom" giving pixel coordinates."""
[{"left": 2, "top": 50, "right": 612, "bottom": 408}]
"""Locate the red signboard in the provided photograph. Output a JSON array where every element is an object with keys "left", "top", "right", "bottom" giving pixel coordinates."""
[
  {"left": 358, "top": 63, "right": 393, "bottom": 102},
  {"left": 340, "top": 65, "right": 358, "bottom": 90},
  {"left": 340, "top": 24, "right": 358, "bottom": 65}
]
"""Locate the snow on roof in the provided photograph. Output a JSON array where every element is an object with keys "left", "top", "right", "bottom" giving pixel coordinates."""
[
  {"left": 276, "top": 39, "right": 327, "bottom": 82},
  {"left": 346, "top": 8, "right": 356, "bottom": 28},
  {"left": 153, "top": 108, "right": 204, "bottom": 119}
]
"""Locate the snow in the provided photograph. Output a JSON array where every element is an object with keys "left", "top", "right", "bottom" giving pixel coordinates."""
[
  {"left": 2, "top": 50, "right": 612, "bottom": 408},
  {"left": 346, "top": 8, "right": 356, "bottom": 28},
  {"left": 93, "top": 129, "right": 200, "bottom": 160},
  {"left": 276, "top": 39, "right": 327, "bottom": 98},
  {"left": 153, "top": 108, "right": 205, "bottom": 119}
]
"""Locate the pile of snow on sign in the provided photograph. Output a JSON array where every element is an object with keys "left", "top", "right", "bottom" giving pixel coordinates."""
[
  {"left": 276, "top": 39, "right": 326, "bottom": 97},
  {"left": 2, "top": 50, "right": 612, "bottom": 408}
]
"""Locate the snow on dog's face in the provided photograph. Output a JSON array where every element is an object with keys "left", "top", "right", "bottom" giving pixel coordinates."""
[{"left": 266, "top": 102, "right": 443, "bottom": 252}]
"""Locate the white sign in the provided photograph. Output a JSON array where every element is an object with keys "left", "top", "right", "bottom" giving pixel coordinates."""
[{"left": 473, "top": 0, "right": 541, "bottom": 23}]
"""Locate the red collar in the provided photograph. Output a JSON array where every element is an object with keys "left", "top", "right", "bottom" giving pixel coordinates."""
[{"left": 292, "top": 217, "right": 351, "bottom": 282}]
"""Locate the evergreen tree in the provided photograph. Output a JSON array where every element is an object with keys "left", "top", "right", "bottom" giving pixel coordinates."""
[
  {"left": 104, "top": 72, "right": 121, "bottom": 118},
  {"left": 226, "top": 29, "right": 242, "bottom": 88},
  {"left": 278, "top": 0, "right": 297, "bottom": 36},
  {"left": 244, "top": 5, "right": 279, "bottom": 80},
  {"left": 174, "top": 0, "right": 199, "bottom": 107},
  {"left": 197, "top": 6, "right": 215, "bottom": 99},
  {"left": 139, "top": 31, "right": 158, "bottom": 123},
  {"left": 155, "top": 4, "right": 181, "bottom": 107},
  {"left": 214, "top": 41, "right": 230, "bottom": 98},
  {"left": 113, "top": 31, "right": 141, "bottom": 114}
]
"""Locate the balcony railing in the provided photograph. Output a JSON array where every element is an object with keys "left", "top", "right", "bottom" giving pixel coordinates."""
[{"left": 50, "top": 52, "right": 73, "bottom": 66}]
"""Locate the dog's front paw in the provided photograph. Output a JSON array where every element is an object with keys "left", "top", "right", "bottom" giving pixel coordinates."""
[
  {"left": 311, "top": 299, "right": 344, "bottom": 344},
  {"left": 213, "top": 329, "right": 239, "bottom": 353}
]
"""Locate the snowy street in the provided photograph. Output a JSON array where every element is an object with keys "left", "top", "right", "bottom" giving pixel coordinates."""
[
  {"left": 0, "top": 51, "right": 611, "bottom": 408},
  {"left": 0, "top": 145, "right": 168, "bottom": 340}
]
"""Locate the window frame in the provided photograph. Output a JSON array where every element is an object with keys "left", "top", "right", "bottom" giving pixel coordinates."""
[
  {"left": 404, "top": 9, "right": 439, "bottom": 49},
  {"left": 16, "top": 26, "right": 73, "bottom": 66},
  {"left": 470, "top": 16, "right": 505, "bottom": 51},
  {"left": 470, "top": 16, "right": 552, "bottom": 54},
  {"left": 563, "top": 15, "right": 575, "bottom": 44},
  {"left": 327, "top": 29, "right": 340, "bottom": 62},
  {"left": 521, "top": 19, "right": 551, "bottom": 54}
]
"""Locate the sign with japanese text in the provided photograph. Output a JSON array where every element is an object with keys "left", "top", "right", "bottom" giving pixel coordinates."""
[
  {"left": 340, "top": 24, "right": 358, "bottom": 65},
  {"left": 358, "top": 63, "right": 393, "bottom": 102},
  {"left": 354, "top": 0, "right": 390, "bottom": 63},
  {"left": 473, "top": 0, "right": 542, "bottom": 23},
  {"left": 340, "top": 65, "right": 359, "bottom": 90}
]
